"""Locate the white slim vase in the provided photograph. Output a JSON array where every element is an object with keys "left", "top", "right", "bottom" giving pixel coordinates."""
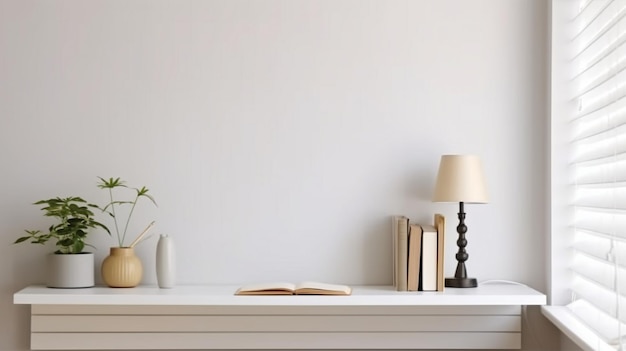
[{"left": 156, "top": 234, "right": 175, "bottom": 288}]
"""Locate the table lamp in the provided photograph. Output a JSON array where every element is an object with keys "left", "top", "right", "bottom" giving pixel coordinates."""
[{"left": 432, "top": 154, "right": 488, "bottom": 288}]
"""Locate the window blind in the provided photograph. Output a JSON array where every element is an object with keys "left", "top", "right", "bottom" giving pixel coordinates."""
[{"left": 568, "top": 0, "right": 626, "bottom": 348}]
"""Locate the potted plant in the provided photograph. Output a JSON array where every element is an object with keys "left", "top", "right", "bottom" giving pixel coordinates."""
[
  {"left": 98, "top": 177, "right": 157, "bottom": 288},
  {"left": 15, "top": 196, "right": 110, "bottom": 288}
]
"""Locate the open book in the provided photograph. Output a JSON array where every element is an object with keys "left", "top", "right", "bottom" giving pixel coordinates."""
[{"left": 235, "top": 281, "right": 352, "bottom": 296}]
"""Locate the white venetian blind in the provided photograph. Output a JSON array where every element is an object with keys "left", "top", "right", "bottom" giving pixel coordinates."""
[{"left": 568, "top": 0, "right": 626, "bottom": 347}]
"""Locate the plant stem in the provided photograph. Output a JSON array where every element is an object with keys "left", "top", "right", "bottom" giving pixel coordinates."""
[
  {"left": 109, "top": 188, "right": 122, "bottom": 247},
  {"left": 121, "top": 195, "right": 139, "bottom": 247}
]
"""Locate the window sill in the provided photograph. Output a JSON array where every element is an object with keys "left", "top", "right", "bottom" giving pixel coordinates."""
[{"left": 541, "top": 305, "right": 616, "bottom": 351}]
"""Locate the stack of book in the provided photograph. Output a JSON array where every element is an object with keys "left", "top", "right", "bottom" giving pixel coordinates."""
[{"left": 392, "top": 214, "right": 445, "bottom": 291}]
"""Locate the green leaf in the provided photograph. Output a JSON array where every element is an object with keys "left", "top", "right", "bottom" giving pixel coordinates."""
[
  {"left": 14, "top": 236, "right": 31, "bottom": 244},
  {"left": 136, "top": 186, "right": 149, "bottom": 196},
  {"left": 97, "top": 177, "right": 127, "bottom": 189},
  {"left": 58, "top": 238, "right": 74, "bottom": 247},
  {"left": 93, "top": 221, "right": 111, "bottom": 235},
  {"left": 101, "top": 201, "right": 133, "bottom": 212},
  {"left": 73, "top": 241, "right": 84, "bottom": 253},
  {"left": 142, "top": 193, "right": 158, "bottom": 207}
]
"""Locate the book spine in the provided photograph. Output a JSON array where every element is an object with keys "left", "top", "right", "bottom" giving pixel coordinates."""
[
  {"left": 396, "top": 217, "right": 409, "bottom": 291},
  {"left": 407, "top": 224, "right": 422, "bottom": 291},
  {"left": 435, "top": 214, "right": 446, "bottom": 292},
  {"left": 392, "top": 216, "right": 398, "bottom": 288}
]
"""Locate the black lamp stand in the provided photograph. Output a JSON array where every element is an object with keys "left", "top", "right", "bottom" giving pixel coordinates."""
[{"left": 444, "top": 201, "right": 478, "bottom": 288}]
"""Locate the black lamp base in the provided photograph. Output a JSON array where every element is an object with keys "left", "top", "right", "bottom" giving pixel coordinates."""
[
  {"left": 447, "top": 202, "right": 479, "bottom": 288},
  {"left": 445, "top": 277, "right": 478, "bottom": 288}
]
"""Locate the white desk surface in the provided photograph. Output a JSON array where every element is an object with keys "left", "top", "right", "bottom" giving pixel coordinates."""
[{"left": 14, "top": 283, "right": 546, "bottom": 306}]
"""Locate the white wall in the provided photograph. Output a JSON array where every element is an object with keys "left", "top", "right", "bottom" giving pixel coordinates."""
[{"left": 0, "top": 0, "right": 557, "bottom": 350}]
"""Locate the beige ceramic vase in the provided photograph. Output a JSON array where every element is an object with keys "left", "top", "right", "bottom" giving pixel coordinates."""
[{"left": 101, "top": 247, "right": 143, "bottom": 288}]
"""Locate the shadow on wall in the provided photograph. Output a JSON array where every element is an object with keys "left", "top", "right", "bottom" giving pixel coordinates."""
[
  {"left": 6, "top": 247, "right": 48, "bottom": 350},
  {"left": 523, "top": 305, "right": 561, "bottom": 351}
]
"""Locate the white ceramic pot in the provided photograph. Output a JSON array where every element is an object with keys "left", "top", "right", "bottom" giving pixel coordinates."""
[{"left": 47, "top": 252, "right": 95, "bottom": 288}]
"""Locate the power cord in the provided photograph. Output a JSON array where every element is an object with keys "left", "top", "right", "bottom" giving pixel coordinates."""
[{"left": 479, "top": 279, "right": 528, "bottom": 286}]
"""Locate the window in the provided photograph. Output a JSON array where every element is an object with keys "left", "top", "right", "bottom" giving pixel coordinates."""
[{"left": 547, "top": 0, "right": 626, "bottom": 350}]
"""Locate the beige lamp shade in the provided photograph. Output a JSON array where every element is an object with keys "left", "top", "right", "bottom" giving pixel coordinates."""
[{"left": 432, "top": 154, "right": 489, "bottom": 203}]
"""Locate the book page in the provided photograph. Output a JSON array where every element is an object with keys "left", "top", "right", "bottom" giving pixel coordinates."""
[
  {"left": 235, "top": 282, "right": 296, "bottom": 295},
  {"left": 294, "top": 281, "right": 352, "bottom": 295},
  {"left": 420, "top": 225, "right": 438, "bottom": 291}
]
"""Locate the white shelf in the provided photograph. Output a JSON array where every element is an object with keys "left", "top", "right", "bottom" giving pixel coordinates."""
[
  {"left": 14, "top": 283, "right": 545, "bottom": 306},
  {"left": 15, "top": 284, "right": 545, "bottom": 350}
]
